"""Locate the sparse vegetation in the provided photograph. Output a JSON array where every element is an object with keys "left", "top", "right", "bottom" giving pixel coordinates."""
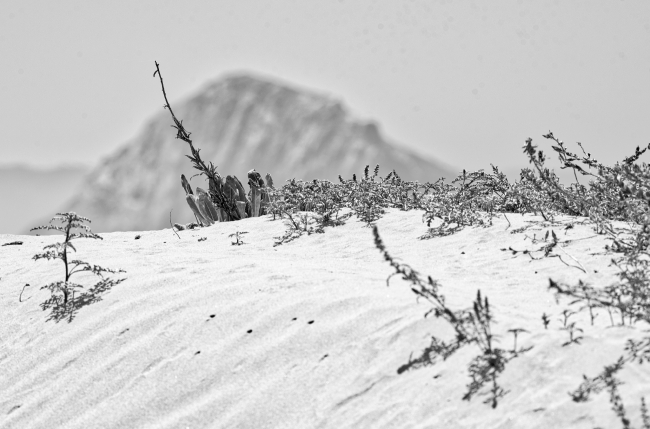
[
  {"left": 150, "top": 62, "right": 650, "bottom": 426},
  {"left": 229, "top": 231, "right": 248, "bottom": 245},
  {"left": 30, "top": 212, "right": 126, "bottom": 322},
  {"left": 373, "top": 224, "right": 531, "bottom": 408}
]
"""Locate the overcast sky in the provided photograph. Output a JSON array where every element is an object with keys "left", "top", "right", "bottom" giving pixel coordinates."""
[{"left": 1, "top": 0, "right": 649, "bottom": 175}]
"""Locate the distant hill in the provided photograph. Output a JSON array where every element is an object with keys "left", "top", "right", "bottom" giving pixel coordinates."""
[
  {"left": 63, "top": 73, "right": 456, "bottom": 232},
  {"left": 0, "top": 164, "right": 88, "bottom": 235}
]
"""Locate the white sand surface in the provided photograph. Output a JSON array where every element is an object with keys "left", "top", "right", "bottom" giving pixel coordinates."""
[{"left": 2, "top": 209, "right": 649, "bottom": 428}]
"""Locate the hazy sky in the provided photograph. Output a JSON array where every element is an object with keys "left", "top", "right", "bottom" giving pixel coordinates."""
[{"left": 1, "top": 0, "right": 649, "bottom": 174}]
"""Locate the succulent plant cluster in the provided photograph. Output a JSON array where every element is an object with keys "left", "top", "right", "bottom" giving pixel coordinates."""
[{"left": 180, "top": 169, "right": 273, "bottom": 226}]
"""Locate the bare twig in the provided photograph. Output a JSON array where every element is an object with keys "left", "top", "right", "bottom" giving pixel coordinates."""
[
  {"left": 19, "top": 283, "right": 31, "bottom": 302},
  {"left": 556, "top": 245, "right": 587, "bottom": 273},
  {"left": 503, "top": 213, "right": 511, "bottom": 230},
  {"left": 153, "top": 62, "right": 192, "bottom": 145},
  {"left": 170, "top": 210, "right": 181, "bottom": 239},
  {"left": 153, "top": 61, "right": 241, "bottom": 221}
]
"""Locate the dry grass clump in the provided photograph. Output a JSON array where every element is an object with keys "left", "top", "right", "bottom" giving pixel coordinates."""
[
  {"left": 267, "top": 135, "right": 650, "bottom": 425},
  {"left": 521, "top": 135, "right": 650, "bottom": 427},
  {"left": 373, "top": 225, "right": 531, "bottom": 408}
]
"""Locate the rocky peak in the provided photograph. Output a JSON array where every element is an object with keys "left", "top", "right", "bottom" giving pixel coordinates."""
[{"left": 65, "top": 73, "right": 454, "bottom": 232}]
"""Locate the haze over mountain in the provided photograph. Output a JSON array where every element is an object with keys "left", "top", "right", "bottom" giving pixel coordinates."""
[
  {"left": 0, "top": 164, "right": 88, "bottom": 235},
  {"left": 55, "top": 73, "right": 454, "bottom": 233}
]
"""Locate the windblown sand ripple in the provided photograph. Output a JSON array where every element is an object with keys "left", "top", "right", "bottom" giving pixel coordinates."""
[{"left": 2, "top": 209, "right": 648, "bottom": 428}]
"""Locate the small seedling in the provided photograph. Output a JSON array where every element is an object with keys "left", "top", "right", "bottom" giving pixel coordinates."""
[
  {"left": 542, "top": 313, "right": 550, "bottom": 329},
  {"left": 559, "top": 309, "right": 576, "bottom": 328},
  {"left": 229, "top": 231, "right": 248, "bottom": 245},
  {"left": 31, "top": 212, "right": 126, "bottom": 322},
  {"left": 561, "top": 322, "right": 584, "bottom": 347},
  {"left": 508, "top": 328, "right": 529, "bottom": 353}
]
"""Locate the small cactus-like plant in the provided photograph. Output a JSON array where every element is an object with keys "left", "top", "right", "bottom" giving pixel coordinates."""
[
  {"left": 181, "top": 174, "right": 193, "bottom": 195},
  {"left": 209, "top": 177, "right": 228, "bottom": 221},
  {"left": 235, "top": 201, "right": 247, "bottom": 219},
  {"left": 180, "top": 174, "right": 202, "bottom": 225},
  {"left": 182, "top": 173, "right": 258, "bottom": 224},
  {"left": 194, "top": 194, "right": 215, "bottom": 225},
  {"left": 224, "top": 175, "right": 247, "bottom": 220},
  {"left": 186, "top": 194, "right": 211, "bottom": 226},
  {"left": 196, "top": 187, "right": 220, "bottom": 223},
  {"left": 248, "top": 169, "right": 264, "bottom": 217},
  {"left": 233, "top": 175, "right": 247, "bottom": 202},
  {"left": 264, "top": 173, "right": 275, "bottom": 218}
]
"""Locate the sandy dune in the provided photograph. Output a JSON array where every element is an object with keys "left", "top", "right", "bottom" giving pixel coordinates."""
[{"left": 2, "top": 209, "right": 649, "bottom": 428}]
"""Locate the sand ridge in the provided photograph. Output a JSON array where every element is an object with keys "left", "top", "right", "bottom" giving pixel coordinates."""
[{"left": 1, "top": 209, "right": 649, "bottom": 428}]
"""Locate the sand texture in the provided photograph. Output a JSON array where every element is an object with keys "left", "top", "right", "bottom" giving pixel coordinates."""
[{"left": 2, "top": 209, "right": 649, "bottom": 428}]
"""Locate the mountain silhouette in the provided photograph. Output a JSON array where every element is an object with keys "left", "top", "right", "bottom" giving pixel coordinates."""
[{"left": 65, "top": 73, "right": 455, "bottom": 232}]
